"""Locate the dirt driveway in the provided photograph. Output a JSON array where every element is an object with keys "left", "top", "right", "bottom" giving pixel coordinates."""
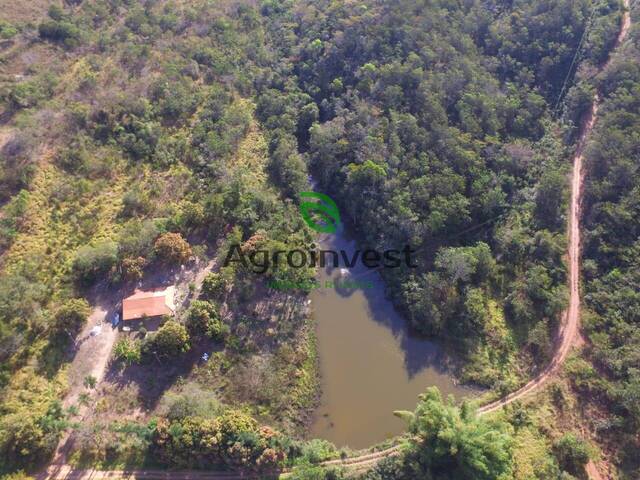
[
  {"left": 50, "top": 299, "right": 120, "bottom": 465},
  {"left": 60, "top": 304, "right": 119, "bottom": 410}
]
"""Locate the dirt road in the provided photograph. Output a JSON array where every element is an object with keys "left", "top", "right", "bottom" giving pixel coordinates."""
[
  {"left": 49, "top": 303, "right": 120, "bottom": 465},
  {"left": 477, "top": 95, "right": 597, "bottom": 414},
  {"left": 60, "top": 306, "right": 118, "bottom": 408},
  {"left": 45, "top": 258, "right": 217, "bottom": 469},
  {"left": 478, "top": 0, "right": 631, "bottom": 417},
  {"left": 318, "top": 5, "right": 633, "bottom": 476}
]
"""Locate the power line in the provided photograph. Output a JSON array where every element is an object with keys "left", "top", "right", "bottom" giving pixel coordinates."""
[{"left": 554, "top": 0, "right": 600, "bottom": 115}]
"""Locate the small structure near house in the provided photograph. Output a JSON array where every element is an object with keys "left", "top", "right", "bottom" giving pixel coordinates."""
[{"left": 122, "top": 286, "right": 176, "bottom": 330}]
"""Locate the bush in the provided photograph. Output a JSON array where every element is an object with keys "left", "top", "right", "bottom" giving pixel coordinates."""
[
  {"left": 288, "top": 465, "right": 344, "bottom": 480},
  {"left": 51, "top": 298, "right": 91, "bottom": 337},
  {"left": 118, "top": 220, "right": 159, "bottom": 259},
  {"left": 114, "top": 337, "right": 142, "bottom": 365},
  {"left": 202, "top": 272, "right": 226, "bottom": 298},
  {"left": 154, "top": 232, "right": 192, "bottom": 265},
  {"left": 83, "top": 375, "right": 97, "bottom": 389},
  {"left": 121, "top": 256, "right": 146, "bottom": 282},
  {"left": 0, "top": 370, "right": 67, "bottom": 471},
  {"left": 145, "top": 321, "right": 190, "bottom": 358},
  {"left": 55, "top": 139, "right": 90, "bottom": 173},
  {"left": 0, "top": 472, "right": 36, "bottom": 480},
  {"left": 151, "top": 410, "right": 286, "bottom": 469},
  {"left": 38, "top": 21, "right": 81, "bottom": 47},
  {"left": 398, "top": 387, "right": 515, "bottom": 480},
  {"left": 159, "top": 384, "right": 222, "bottom": 421},
  {"left": 299, "top": 439, "right": 338, "bottom": 464},
  {"left": 553, "top": 433, "right": 593, "bottom": 476},
  {"left": 120, "top": 190, "right": 152, "bottom": 218},
  {"left": 0, "top": 190, "right": 29, "bottom": 250},
  {"left": 186, "top": 300, "right": 228, "bottom": 341},
  {"left": 72, "top": 240, "right": 118, "bottom": 285},
  {"left": 0, "top": 20, "right": 18, "bottom": 39},
  {"left": 5, "top": 76, "right": 56, "bottom": 110}
]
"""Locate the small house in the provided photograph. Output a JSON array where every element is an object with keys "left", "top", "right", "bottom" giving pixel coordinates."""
[{"left": 122, "top": 286, "right": 176, "bottom": 330}]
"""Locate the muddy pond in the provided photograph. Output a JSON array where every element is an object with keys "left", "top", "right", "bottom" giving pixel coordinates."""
[{"left": 308, "top": 226, "right": 475, "bottom": 449}]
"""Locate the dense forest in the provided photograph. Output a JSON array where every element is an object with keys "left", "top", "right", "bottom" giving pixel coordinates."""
[
  {"left": 0, "top": 0, "right": 638, "bottom": 478},
  {"left": 283, "top": 0, "right": 621, "bottom": 390}
]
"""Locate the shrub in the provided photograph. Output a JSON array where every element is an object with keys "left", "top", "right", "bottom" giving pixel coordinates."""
[
  {"left": 154, "top": 232, "right": 192, "bottom": 265},
  {"left": 0, "top": 472, "right": 35, "bottom": 480},
  {"left": 398, "top": 387, "right": 515, "bottom": 480},
  {"left": 553, "top": 433, "right": 593, "bottom": 476},
  {"left": 83, "top": 375, "right": 97, "bottom": 389},
  {"left": 0, "top": 134, "right": 36, "bottom": 201},
  {"left": 0, "top": 190, "right": 29, "bottom": 250},
  {"left": 145, "top": 321, "right": 190, "bottom": 358},
  {"left": 150, "top": 409, "right": 285, "bottom": 469},
  {"left": 0, "top": 20, "right": 18, "bottom": 39},
  {"left": 121, "top": 256, "right": 146, "bottom": 282},
  {"left": 170, "top": 200, "right": 206, "bottom": 232},
  {"left": 5, "top": 76, "right": 56, "bottom": 110},
  {"left": 287, "top": 465, "right": 343, "bottom": 480},
  {"left": 299, "top": 439, "right": 338, "bottom": 464},
  {"left": 47, "top": 5, "right": 65, "bottom": 21},
  {"left": 217, "top": 409, "right": 259, "bottom": 443},
  {"left": 52, "top": 298, "right": 91, "bottom": 337},
  {"left": 114, "top": 337, "right": 142, "bottom": 365},
  {"left": 117, "top": 119, "right": 161, "bottom": 161},
  {"left": 202, "top": 272, "right": 226, "bottom": 299},
  {"left": 0, "top": 370, "right": 67, "bottom": 471},
  {"left": 72, "top": 240, "right": 118, "bottom": 285},
  {"left": 120, "top": 190, "right": 152, "bottom": 218},
  {"left": 118, "top": 220, "right": 159, "bottom": 259},
  {"left": 159, "top": 384, "right": 222, "bottom": 421},
  {"left": 55, "top": 138, "right": 90, "bottom": 173},
  {"left": 38, "top": 21, "right": 81, "bottom": 47},
  {"left": 186, "top": 300, "right": 228, "bottom": 341},
  {"left": 153, "top": 80, "right": 199, "bottom": 122}
]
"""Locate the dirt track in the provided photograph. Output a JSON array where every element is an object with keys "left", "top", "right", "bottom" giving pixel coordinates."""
[
  {"left": 478, "top": 0, "right": 631, "bottom": 417},
  {"left": 41, "top": 3, "right": 632, "bottom": 479},
  {"left": 477, "top": 92, "right": 597, "bottom": 415}
]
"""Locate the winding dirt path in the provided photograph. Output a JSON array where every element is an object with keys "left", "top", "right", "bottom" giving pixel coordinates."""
[
  {"left": 478, "top": 0, "right": 631, "bottom": 417},
  {"left": 478, "top": 92, "right": 596, "bottom": 415},
  {"left": 41, "top": 3, "right": 632, "bottom": 479}
]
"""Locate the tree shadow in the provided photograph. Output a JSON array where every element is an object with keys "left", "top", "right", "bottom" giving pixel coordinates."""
[{"left": 102, "top": 346, "right": 202, "bottom": 412}]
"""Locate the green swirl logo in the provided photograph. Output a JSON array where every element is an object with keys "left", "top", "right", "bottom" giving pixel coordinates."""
[{"left": 299, "top": 191, "right": 341, "bottom": 233}]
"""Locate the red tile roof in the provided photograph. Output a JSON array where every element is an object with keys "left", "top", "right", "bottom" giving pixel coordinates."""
[{"left": 122, "top": 286, "right": 175, "bottom": 321}]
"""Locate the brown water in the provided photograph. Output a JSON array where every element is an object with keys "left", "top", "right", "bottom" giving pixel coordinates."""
[{"left": 308, "top": 228, "right": 474, "bottom": 449}]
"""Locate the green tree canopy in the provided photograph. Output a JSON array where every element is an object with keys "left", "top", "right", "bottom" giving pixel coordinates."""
[
  {"left": 146, "top": 321, "right": 190, "bottom": 358},
  {"left": 395, "top": 387, "right": 514, "bottom": 480}
]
